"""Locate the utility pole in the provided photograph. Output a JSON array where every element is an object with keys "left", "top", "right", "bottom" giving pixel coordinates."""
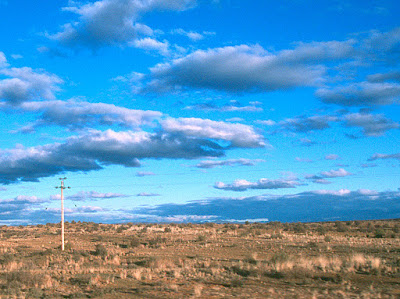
[{"left": 56, "top": 177, "right": 70, "bottom": 251}]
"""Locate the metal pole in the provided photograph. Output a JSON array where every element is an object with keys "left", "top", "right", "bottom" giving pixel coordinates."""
[
  {"left": 61, "top": 179, "right": 64, "bottom": 251},
  {"left": 56, "top": 177, "right": 70, "bottom": 251}
]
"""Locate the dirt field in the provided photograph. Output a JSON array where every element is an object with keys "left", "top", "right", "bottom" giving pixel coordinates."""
[{"left": 0, "top": 220, "right": 399, "bottom": 298}]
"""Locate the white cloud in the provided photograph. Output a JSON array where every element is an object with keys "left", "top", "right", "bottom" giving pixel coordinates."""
[
  {"left": 0, "top": 123, "right": 265, "bottom": 184},
  {"left": 368, "top": 71, "right": 400, "bottom": 83},
  {"left": 136, "top": 171, "right": 155, "bottom": 177},
  {"left": 343, "top": 112, "right": 399, "bottom": 136},
  {"left": 312, "top": 179, "right": 332, "bottom": 185},
  {"left": 139, "top": 44, "right": 328, "bottom": 93},
  {"left": 325, "top": 154, "right": 340, "bottom": 160},
  {"left": 306, "top": 168, "right": 352, "bottom": 184},
  {"left": 67, "top": 191, "right": 128, "bottom": 201},
  {"left": 368, "top": 152, "right": 400, "bottom": 161},
  {"left": 257, "top": 120, "right": 276, "bottom": 126},
  {"left": 320, "top": 168, "right": 352, "bottom": 178},
  {"left": 4, "top": 188, "right": 400, "bottom": 225},
  {"left": 0, "top": 67, "right": 63, "bottom": 105},
  {"left": 185, "top": 100, "right": 263, "bottom": 112},
  {"left": 357, "top": 189, "right": 379, "bottom": 196},
  {"left": 295, "top": 157, "right": 313, "bottom": 163},
  {"left": 0, "top": 52, "right": 8, "bottom": 68},
  {"left": 278, "top": 114, "right": 338, "bottom": 132},
  {"left": 297, "top": 138, "right": 317, "bottom": 147},
  {"left": 214, "top": 177, "right": 301, "bottom": 191},
  {"left": 133, "top": 23, "right": 156, "bottom": 36},
  {"left": 130, "top": 37, "right": 170, "bottom": 56},
  {"left": 161, "top": 117, "right": 266, "bottom": 148},
  {"left": 48, "top": 0, "right": 197, "bottom": 49},
  {"left": 11, "top": 54, "right": 23, "bottom": 60},
  {"left": 67, "top": 206, "right": 105, "bottom": 214},
  {"left": 19, "top": 99, "right": 162, "bottom": 130},
  {"left": 316, "top": 81, "right": 400, "bottom": 106},
  {"left": 311, "top": 189, "right": 351, "bottom": 196},
  {"left": 269, "top": 111, "right": 398, "bottom": 137},
  {"left": 194, "top": 158, "right": 264, "bottom": 169},
  {"left": 362, "top": 27, "right": 400, "bottom": 65},
  {"left": 170, "top": 28, "right": 212, "bottom": 41},
  {"left": 137, "top": 192, "right": 160, "bottom": 197}
]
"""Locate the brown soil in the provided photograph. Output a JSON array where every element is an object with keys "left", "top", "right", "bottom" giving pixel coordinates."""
[{"left": 0, "top": 220, "right": 399, "bottom": 298}]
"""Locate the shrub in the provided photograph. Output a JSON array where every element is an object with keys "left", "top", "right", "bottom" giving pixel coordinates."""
[
  {"left": 130, "top": 236, "right": 141, "bottom": 248},
  {"left": 6, "top": 270, "right": 45, "bottom": 289},
  {"left": 197, "top": 235, "right": 206, "bottom": 243},
  {"left": 116, "top": 226, "right": 125, "bottom": 233},
  {"left": 64, "top": 241, "right": 73, "bottom": 251},
  {"left": 374, "top": 229, "right": 385, "bottom": 238},
  {"left": 148, "top": 236, "right": 166, "bottom": 248},
  {"left": 231, "top": 265, "right": 256, "bottom": 277},
  {"left": 270, "top": 252, "right": 289, "bottom": 265},
  {"left": 334, "top": 221, "right": 348, "bottom": 232},
  {"left": 292, "top": 223, "right": 306, "bottom": 234},
  {"left": 94, "top": 244, "right": 108, "bottom": 257},
  {"left": 317, "top": 225, "right": 327, "bottom": 235}
]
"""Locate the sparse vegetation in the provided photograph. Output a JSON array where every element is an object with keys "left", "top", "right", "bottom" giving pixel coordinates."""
[{"left": 0, "top": 219, "right": 399, "bottom": 298}]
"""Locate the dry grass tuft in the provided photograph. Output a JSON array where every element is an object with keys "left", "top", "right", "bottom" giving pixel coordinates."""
[{"left": 0, "top": 220, "right": 398, "bottom": 298}]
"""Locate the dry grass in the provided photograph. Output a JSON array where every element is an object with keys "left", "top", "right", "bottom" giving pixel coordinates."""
[{"left": 0, "top": 220, "right": 399, "bottom": 298}]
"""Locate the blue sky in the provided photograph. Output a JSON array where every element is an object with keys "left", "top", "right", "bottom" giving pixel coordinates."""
[{"left": 1, "top": 0, "right": 400, "bottom": 225}]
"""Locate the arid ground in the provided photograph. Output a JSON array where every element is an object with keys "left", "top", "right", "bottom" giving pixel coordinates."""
[{"left": 0, "top": 220, "right": 399, "bottom": 298}]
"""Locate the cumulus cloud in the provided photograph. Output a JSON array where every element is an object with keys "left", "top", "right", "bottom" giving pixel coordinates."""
[
  {"left": 138, "top": 44, "right": 330, "bottom": 93},
  {"left": 194, "top": 158, "right": 264, "bottom": 169},
  {"left": 129, "top": 37, "right": 170, "bottom": 56},
  {"left": 0, "top": 142, "right": 102, "bottom": 184},
  {"left": 368, "top": 71, "right": 400, "bottom": 83},
  {"left": 0, "top": 51, "right": 8, "bottom": 68},
  {"left": 311, "top": 179, "right": 332, "bottom": 185},
  {"left": 136, "top": 171, "right": 155, "bottom": 177},
  {"left": 325, "top": 154, "right": 340, "bottom": 160},
  {"left": 11, "top": 54, "right": 23, "bottom": 60},
  {"left": 319, "top": 168, "right": 352, "bottom": 178},
  {"left": 161, "top": 117, "right": 266, "bottom": 148},
  {"left": 278, "top": 114, "right": 338, "bottom": 132},
  {"left": 4, "top": 188, "right": 400, "bottom": 225},
  {"left": 343, "top": 112, "right": 399, "bottom": 136},
  {"left": 0, "top": 67, "right": 63, "bottom": 105},
  {"left": 306, "top": 168, "right": 352, "bottom": 184},
  {"left": 65, "top": 205, "right": 106, "bottom": 214},
  {"left": 130, "top": 189, "right": 400, "bottom": 223},
  {"left": 0, "top": 195, "right": 47, "bottom": 216},
  {"left": 295, "top": 138, "right": 318, "bottom": 147},
  {"left": 214, "top": 177, "right": 301, "bottom": 191},
  {"left": 67, "top": 191, "right": 128, "bottom": 201},
  {"left": 362, "top": 27, "right": 400, "bottom": 65},
  {"left": 316, "top": 81, "right": 400, "bottom": 106},
  {"left": 257, "top": 120, "right": 276, "bottom": 126},
  {"left": 170, "top": 28, "right": 215, "bottom": 41},
  {"left": 2, "top": 125, "right": 266, "bottom": 184},
  {"left": 185, "top": 100, "right": 263, "bottom": 112},
  {"left": 311, "top": 189, "right": 351, "bottom": 196},
  {"left": 48, "top": 0, "right": 197, "bottom": 49},
  {"left": 137, "top": 192, "right": 160, "bottom": 197},
  {"left": 368, "top": 152, "right": 400, "bottom": 161},
  {"left": 18, "top": 99, "right": 162, "bottom": 131},
  {"left": 270, "top": 110, "right": 397, "bottom": 137},
  {"left": 295, "top": 157, "right": 314, "bottom": 163}
]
